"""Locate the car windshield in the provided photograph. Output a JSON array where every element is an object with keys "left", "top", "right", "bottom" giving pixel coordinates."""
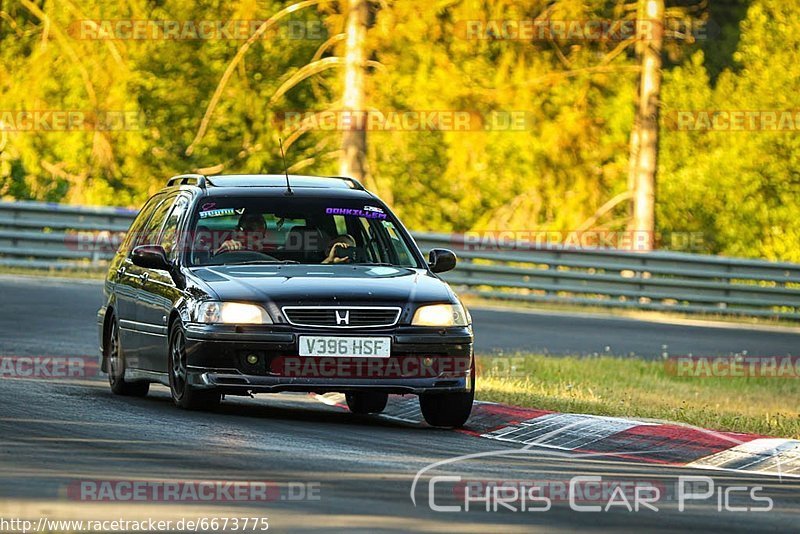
[{"left": 187, "top": 196, "right": 422, "bottom": 268}]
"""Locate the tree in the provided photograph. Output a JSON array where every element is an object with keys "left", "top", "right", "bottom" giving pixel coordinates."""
[
  {"left": 659, "top": 0, "right": 800, "bottom": 261},
  {"left": 338, "top": 0, "right": 371, "bottom": 188},
  {"left": 2, "top": 0, "right": 797, "bottom": 262},
  {"left": 627, "top": 0, "right": 664, "bottom": 251}
]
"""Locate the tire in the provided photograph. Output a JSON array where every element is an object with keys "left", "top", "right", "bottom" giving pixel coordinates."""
[
  {"left": 419, "top": 363, "right": 475, "bottom": 428},
  {"left": 106, "top": 315, "right": 150, "bottom": 397},
  {"left": 346, "top": 392, "right": 389, "bottom": 414},
  {"left": 168, "top": 320, "right": 221, "bottom": 411}
]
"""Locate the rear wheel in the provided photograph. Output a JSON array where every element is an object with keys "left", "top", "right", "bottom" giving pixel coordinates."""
[
  {"left": 106, "top": 315, "right": 149, "bottom": 397},
  {"left": 168, "top": 320, "right": 221, "bottom": 411},
  {"left": 346, "top": 392, "right": 388, "bottom": 414},
  {"left": 419, "top": 364, "right": 475, "bottom": 428}
]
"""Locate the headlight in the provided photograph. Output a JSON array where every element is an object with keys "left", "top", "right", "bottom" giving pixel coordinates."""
[
  {"left": 411, "top": 304, "right": 469, "bottom": 326},
  {"left": 194, "top": 301, "right": 272, "bottom": 324}
]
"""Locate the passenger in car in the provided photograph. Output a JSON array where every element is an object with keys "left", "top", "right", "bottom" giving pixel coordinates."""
[{"left": 322, "top": 234, "right": 357, "bottom": 264}]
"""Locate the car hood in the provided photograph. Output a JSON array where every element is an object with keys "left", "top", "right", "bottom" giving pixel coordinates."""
[{"left": 188, "top": 264, "right": 454, "bottom": 307}]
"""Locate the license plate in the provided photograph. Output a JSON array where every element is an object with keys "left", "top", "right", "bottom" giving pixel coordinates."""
[{"left": 298, "top": 336, "right": 391, "bottom": 357}]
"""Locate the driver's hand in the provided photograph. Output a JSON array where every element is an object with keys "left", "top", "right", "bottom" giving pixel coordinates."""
[
  {"left": 323, "top": 242, "right": 351, "bottom": 264},
  {"left": 215, "top": 239, "right": 243, "bottom": 254}
]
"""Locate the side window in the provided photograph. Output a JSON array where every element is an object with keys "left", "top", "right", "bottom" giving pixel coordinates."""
[
  {"left": 159, "top": 196, "right": 189, "bottom": 262},
  {"left": 355, "top": 218, "right": 385, "bottom": 263},
  {"left": 381, "top": 220, "right": 413, "bottom": 265},
  {"left": 119, "top": 196, "right": 162, "bottom": 255},
  {"left": 134, "top": 195, "right": 175, "bottom": 249}
]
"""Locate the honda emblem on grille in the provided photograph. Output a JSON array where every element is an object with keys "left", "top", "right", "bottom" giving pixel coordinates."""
[{"left": 335, "top": 310, "right": 350, "bottom": 325}]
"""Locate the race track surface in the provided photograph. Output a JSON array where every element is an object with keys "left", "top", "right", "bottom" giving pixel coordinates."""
[
  {"left": 0, "top": 276, "right": 798, "bottom": 532},
  {"left": 3, "top": 276, "right": 800, "bottom": 360}
]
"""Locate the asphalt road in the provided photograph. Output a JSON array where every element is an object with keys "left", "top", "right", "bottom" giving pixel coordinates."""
[
  {"left": 471, "top": 307, "right": 800, "bottom": 359},
  {"left": 2, "top": 276, "right": 798, "bottom": 360},
  {"left": 0, "top": 276, "right": 799, "bottom": 532}
]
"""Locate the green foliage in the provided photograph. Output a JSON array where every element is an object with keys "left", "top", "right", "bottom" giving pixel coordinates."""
[
  {"left": 366, "top": 0, "right": 638, "bottom": 233},
  {"left": 0, "top": 0, "right": 797, "bottom": 260},
  {"left": 660, "top": 0, "right": 800, "bottom": 261}
]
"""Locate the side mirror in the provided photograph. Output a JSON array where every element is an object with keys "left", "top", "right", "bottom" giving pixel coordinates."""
[
  {"left": 428, "top": 248, "right": 457, "bottom": 274},
  {"left": 131, "top": 245, "right": 171, "bottom": 271}
]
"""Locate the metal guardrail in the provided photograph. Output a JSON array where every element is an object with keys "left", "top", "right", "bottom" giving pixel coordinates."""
[
  {"left": 1, "top": 200, "right": 799, "bottom": 320},
  {"left": 0, "top": 201, "right": 135, "bottom": 270}
]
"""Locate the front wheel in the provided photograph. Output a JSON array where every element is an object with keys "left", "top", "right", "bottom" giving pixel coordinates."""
[
  {"left": 106, "top": 315, "right": 149, "bottom": 397},
  {"left": 346, "top": 392, "right": 388, "bottom": 414},
  {"left": 419, "top": 366, "right": 475, "bottom": 428},
  {"left": 168, "top": 320, "right": 220, "bottom": 411}
]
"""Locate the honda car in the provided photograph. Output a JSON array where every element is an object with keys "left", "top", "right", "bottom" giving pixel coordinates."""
[{"left": 97, "top": 174, "right": 474, "bottom": 427}]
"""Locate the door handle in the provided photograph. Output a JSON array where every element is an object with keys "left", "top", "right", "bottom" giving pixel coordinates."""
[
  {"left": 140, "top": 272, "right": 150, "bottom": 282},
  {"left": 117, "top": 266, "right": 126, "bottom": 276}
]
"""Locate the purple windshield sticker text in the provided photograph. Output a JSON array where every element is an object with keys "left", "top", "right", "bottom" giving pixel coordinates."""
[{"left": 326, "top": 207, "right": 388, "bottom": 220}]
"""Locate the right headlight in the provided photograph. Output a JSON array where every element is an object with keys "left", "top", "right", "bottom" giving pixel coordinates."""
[
  {"left": 411, "top": 304, "right": 469, "bottom": 327},
  {"left": 193, "top": 301, "right": 272, "bottom": 325}
]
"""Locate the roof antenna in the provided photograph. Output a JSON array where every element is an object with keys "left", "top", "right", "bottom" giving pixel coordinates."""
[{"left": 279, "top": 138, "right": 293, "bottom": 196}]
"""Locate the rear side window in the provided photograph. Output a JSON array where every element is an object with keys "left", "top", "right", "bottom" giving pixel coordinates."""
[{"left": 119, "top": 195, "right": 163, "bottom": 255}]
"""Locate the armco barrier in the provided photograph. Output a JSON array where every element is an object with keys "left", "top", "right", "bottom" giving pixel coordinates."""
[
  {"left": 1, "top": 200, "right": 798, "bottom": 320},
  {"left": 0, "top": 201, "right": 135, "bottom": 270}
]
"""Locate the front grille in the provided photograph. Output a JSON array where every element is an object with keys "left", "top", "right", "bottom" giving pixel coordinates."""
[{"left": 282, "top": 306, "right": 401, "bottom": 328}]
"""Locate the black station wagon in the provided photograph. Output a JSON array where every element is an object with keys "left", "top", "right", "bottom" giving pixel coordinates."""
[{"left": 97, "top": 174, "right": 474, "bottom": 427}]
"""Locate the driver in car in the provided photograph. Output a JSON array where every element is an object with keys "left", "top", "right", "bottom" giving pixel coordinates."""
[{"left": 215, "top": 212, "right": 268, "bottom": 255}]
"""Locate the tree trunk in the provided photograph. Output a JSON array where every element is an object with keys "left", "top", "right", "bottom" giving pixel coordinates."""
[
  {"left": 627, "top": 0, "right": 664, "bottom": 251},
  {"left": 339, "top": 0, "right": 371, "bottom": 189}
]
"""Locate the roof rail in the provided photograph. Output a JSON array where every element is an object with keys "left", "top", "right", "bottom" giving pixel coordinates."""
[
  {"left": 328, "top": 175, "right": 365, "bottom": 190},
  {"left": 167, "top": 174, "right": 206, "bottom": 188}
]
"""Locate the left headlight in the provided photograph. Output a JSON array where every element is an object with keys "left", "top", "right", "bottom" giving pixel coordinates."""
[
  {"left": 411, "top": 303, "right": 469, "bottom": 327},
  {"left": 194, "top": 301, "right": 272, "bottom": 324}
]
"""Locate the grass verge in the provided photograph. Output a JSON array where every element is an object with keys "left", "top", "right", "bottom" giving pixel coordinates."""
[{"left": 475, "top": 353, "right": 800, "bottom": 439}]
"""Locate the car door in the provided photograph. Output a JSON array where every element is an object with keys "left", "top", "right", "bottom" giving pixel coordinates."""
[
  {"left": 123, "top": 193, "right": 176, "bottom": 368},
  {"left": 136, "top": 194, "right": 190, "bottom": 372},
  {"left": 114, "top": 194, "right": 165, "bottom": 367}
]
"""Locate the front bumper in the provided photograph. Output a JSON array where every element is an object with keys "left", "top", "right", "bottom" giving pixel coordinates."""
[{"left": 183, "top": 323, "right": 473, "bottom": 395}]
